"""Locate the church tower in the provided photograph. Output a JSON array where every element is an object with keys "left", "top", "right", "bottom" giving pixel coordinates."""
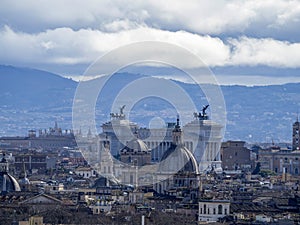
[
  {"left": 292, "top": 117, "right": 300, "bottom": 150},
  {"left": 172, "top": 115, "right": 183, "bottom": 145}
]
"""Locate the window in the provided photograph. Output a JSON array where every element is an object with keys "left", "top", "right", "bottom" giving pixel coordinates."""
[
  {"left": 225, "top": 208, "right": 228, "bottom": 215},
  {"left": 203, "top": 204, "right": 206, "bottom": 214},
  {"left": 213, "top": 208, "right": 216, "bottom": 214},
  {"left": 218, "top": 205, "right": 223, "bottom": 215}
]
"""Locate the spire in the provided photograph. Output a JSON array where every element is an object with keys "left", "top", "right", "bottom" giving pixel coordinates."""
[
  {"left": 22, "top": 159, "right": 27, "bottom": 179},
  {"left": 1, "top": 152, "right": 6, "bottom": 163},
  {"left": 104, "top": 134, "right": 110, "bottom": 149},
  {"left": 0, "top": 153, "right": 8, "bottom": 172},
  {"left": 176, "top": 115, "right": 180, "bottom": 128},
  {"left": 133, "top": 127, "right": 139, "bottom": 139},
  {"left": 172, "top": 115, "right": 183, "bottom": 145},
  {"left": 87, "top": 127, "right": 92, "bottom": 139}
]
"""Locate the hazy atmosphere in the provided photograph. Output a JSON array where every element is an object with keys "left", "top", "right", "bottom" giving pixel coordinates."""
[{"left": 1, "top": 2, "right": 300, "bottom": 225}]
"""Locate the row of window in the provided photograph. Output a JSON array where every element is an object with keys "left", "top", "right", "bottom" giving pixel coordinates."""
[
  {"left": 274, "top": 167, "right": 299, "bottom": 174},
  {"left": 200, "top": 204, "right": 227, "bottom": 215}
]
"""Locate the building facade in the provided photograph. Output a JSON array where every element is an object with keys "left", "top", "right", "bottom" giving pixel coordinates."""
[
  {"left": 258, "top": 148, "right": 300, "bottom": 175},
  {"left": 198, "top": 200, "right": 230, "bottom": 222},
  {"left": 258, "top": 119, "right": 300, "bottom": 175},
  {"left": 292, "top": 119, "right": 300, "bottom": 150},
  {"left": 14, "top": 153, "right": 47, "bottom": 174},
  {"left": 96, "top": 106, "right": 223, "bottom": 174},
  {"left": 0, "top": 122, "right": 76, "bottom": 151},
  {"left": 220, "top": 141, "right": 252, "bottom": 171}
]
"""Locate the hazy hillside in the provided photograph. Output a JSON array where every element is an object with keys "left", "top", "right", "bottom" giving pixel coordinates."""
[
  {"left": 0, "top": 65, "right": 76, "bottom": 134},
  {"left": 0, "top": 65, "right": 299, "bottom": 143}
]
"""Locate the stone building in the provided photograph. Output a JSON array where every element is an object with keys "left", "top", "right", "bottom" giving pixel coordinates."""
[
  {"left": 292, "top": 118, "right": 300, "bottom": 150},
  {"left": 258, "top": 119, "right": 300, "bottom": 175},
  {"left": 220, "top": 141, "right": 252, "bottom": 171},
  {"left": 14, "top": 153, "right": 47, "bottom": 174},
  {"left": 97, "top": 105, "right": 223, "bottom": 174},
  {"left": 198, "top": 200, "right": 230, "bottom": 222},
  {"left": 154, "top": 117, "right": 200, "bottom": 201},
  {"left": 120, "top": 134, "right": 152, "bottom": 167},
  {"left": 258, "top": 148, "right": 300, "bottom": 175},
  {"left": 0, "top": 122, "right": 76, "bottom": 151}
]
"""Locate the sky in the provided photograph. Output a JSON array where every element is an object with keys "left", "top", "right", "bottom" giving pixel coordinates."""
[{"left": 1, "top": 0, "right": 300, "bottom": 85}]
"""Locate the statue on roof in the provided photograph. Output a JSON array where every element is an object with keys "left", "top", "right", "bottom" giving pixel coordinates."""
[
  {"left": 120, "top": 105, "right": 126, "bottom": 115},
  {"left": 194, "top": 104, "right": 209, "bottom": 120},
  {"left": 110, "top": 105, "right": 126, "bottom": 120}
]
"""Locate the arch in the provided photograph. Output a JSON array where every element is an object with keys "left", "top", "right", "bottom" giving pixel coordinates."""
[{"left": 218, "top": 204, "right": 223, "bottom": 214}]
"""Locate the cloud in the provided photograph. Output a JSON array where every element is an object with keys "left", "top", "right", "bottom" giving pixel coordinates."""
[
  {"left": 1, "top": 25, "right": 300, "bottom": 71},
  {"left": 0, "top": 0, "right": 300, "bottom": 40},
  {"left": 228, "top": 36, "right": 300, "bottom": 68},
  {"left": 0, "top": 26, "right": 230, "bottom": 68}
]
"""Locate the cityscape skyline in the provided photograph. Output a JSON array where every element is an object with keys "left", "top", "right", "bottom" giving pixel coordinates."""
[{"left": 1, "top": 2, "right": 300, "bottom": 224}]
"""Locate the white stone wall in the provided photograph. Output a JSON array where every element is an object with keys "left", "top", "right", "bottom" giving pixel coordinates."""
[{"left": 198, "top": 201, "right": 230, "bottom": 222}]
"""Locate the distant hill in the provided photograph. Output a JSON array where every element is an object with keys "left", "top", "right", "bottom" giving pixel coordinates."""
[
  {"left": 0, "top": 65, "right": 76, "bottom": 108},
  {"left": 0, "top": 65, "right": 299, "bottom": 143}
]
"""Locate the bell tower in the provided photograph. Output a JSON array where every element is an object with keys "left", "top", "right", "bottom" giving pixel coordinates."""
[
  {"left": 172, "top": 115, "right": 183, "bottom": 145},
  {"left": 292, "top": 116, "right": 300, "bottom": 150}
]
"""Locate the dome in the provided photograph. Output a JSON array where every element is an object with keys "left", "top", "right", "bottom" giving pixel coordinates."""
[
  {"left": 0, "top": 172, "right": 21, "bottom": 193},
  {"left": 158, "top": 143, "right": 199, "bottom": 174},
  {"left": 0, "top": 153, "right": 21, "bottom": 194},
  {"left": 93, "top": 175, "right": 119, "bottom": 187},
  {"left": 120, "top": 138, "right": 150, "bottom": 154}
]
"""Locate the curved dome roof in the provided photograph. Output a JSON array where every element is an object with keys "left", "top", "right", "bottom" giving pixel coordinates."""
[
  {"left": 93, "top": 175, "right": 119, "bottom": 187},
  {"left": 0, "top": 172, "right": 21, "bottom": 193},
  {"left": 158, "top": 143, "right": 199, "bottom": 174},
  {"left": 120, "top": 138, "right": 150, "bottom": 154},
  {"left": 0, "top": 153, "right": 21, "bottom": 194}
]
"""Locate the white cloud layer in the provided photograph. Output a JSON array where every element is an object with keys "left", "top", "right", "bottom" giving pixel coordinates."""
[
  {"left": 1, "top": 25, "right": 300, "bottom": 70},
  {"left": 0, "top": 0, "right": 300, "bottom": 38}
]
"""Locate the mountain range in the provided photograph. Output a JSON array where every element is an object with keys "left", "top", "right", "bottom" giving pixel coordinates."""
[{"left": 0, "top": 65, "right": 299, "bottom": 143}]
